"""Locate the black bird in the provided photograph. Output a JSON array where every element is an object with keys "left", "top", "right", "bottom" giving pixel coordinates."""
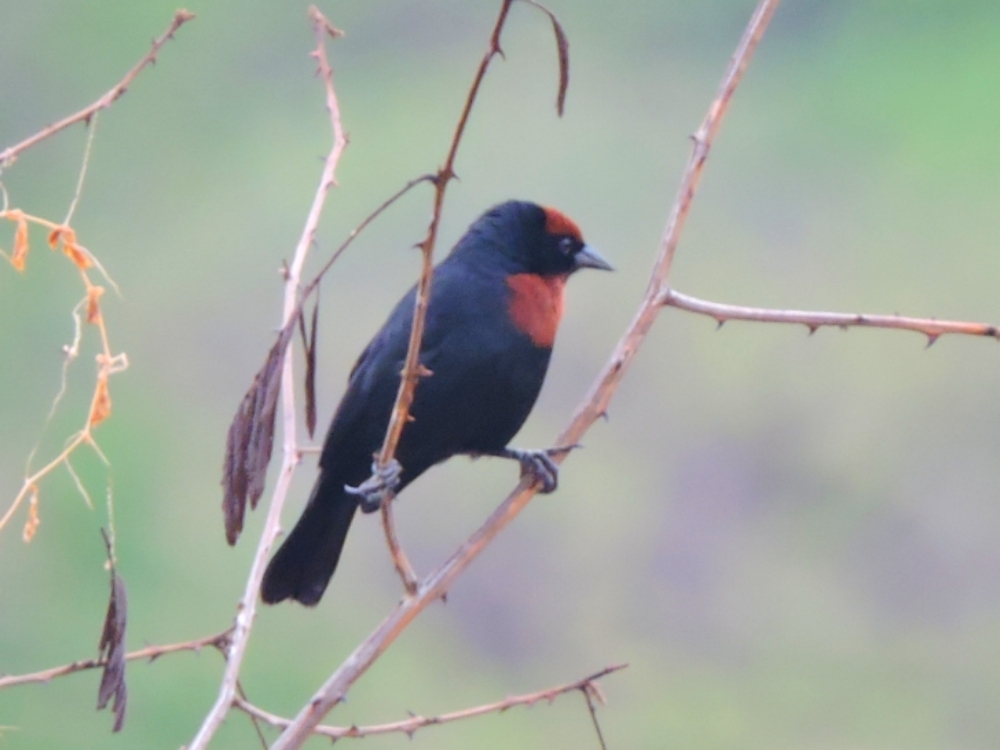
[{"left": 261, "top": 200, "right": 611, "bottom": 605}]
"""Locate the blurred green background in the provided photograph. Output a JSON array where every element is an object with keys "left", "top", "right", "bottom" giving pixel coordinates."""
[{"left": 4, "top": 0, "right": 1000, "bottom": 747}]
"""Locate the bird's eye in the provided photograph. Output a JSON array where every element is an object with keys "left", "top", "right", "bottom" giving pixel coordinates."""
[{"left": 558, "top": 237, "right": 576, "bottom": 255}]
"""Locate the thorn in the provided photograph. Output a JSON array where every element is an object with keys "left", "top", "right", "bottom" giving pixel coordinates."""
[
  {"left": 715, "top": 318, "right": 725, "bottom": 330},
  {"left": 279, "top": 259, "right": 290, "bottom": 280},
  {"left": 598, "top": 410, "right": 609, "bottom": 422},
  {"left": 440, "top": 591, "right": 448, "bottom": 605},
  {"left": 416, "top": 364, "right": 433, "bottom": 378},
  {"left": 926, "top": 333, "right": 940, "bottom": 348},
  {"left": 806, "top": 324, "right": 818, "bottom": 336}
]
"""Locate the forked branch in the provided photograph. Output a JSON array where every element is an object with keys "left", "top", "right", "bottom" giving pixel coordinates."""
[{"left": 661, "top": 287, "right": 1000, "bottom": 345}]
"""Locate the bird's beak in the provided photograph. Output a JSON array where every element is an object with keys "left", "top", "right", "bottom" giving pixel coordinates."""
[{"left": 573, "top": 244, "right": 614, "bottom": 272}]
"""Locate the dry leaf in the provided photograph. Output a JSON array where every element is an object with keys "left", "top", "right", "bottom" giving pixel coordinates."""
[
  {"left": 12, "top": 215, "right": 29, "bottom": 271},
  {"left": 97, "top": 531, "right": 128, "bottom": 733},
  {"left": 65, "top": 241, "right": 94, "bottom": 270},
  {"left": 90, "top": 374, "right": 112, "bottom": 426},
  {"left": 47, "top": 226, "right": 67, "bottom": 249},
  {"left": 87, "top": 285, "right": 105, "bottom": 324},
  {"left": 22, "top": 485, "right": 40, "bottom": 542},
  {"left": 222, "top": 322, "right": 296, "bottom": 544}
]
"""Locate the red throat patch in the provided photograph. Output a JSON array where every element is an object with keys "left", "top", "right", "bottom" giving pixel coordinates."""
[
  {"left": 542, "top": 206, "right": 583, "bottom": 240},
  {"left": 506, "top": 273, "right": 567, "bottom": 348}
]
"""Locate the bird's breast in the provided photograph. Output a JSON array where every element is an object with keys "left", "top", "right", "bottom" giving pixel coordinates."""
[{"left": 505, "top": 273, "right": 566, "bottom": 348}]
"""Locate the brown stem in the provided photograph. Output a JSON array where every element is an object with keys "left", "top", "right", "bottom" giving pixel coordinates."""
[{"left": 0, "top": 10, "right": 195, "bottom": 167}]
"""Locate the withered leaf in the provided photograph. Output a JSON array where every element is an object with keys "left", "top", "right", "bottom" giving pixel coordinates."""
[
  {"left": 87, "top": 285, "right": 105, "bottom": 324},
  {"left": 298, "top": 298, "right": 320, "bottom": 439},
  {"left": 22, "top": 485, "right": 40, "bottom": 542},
  {"left": 222, "top": 322, "right": 295, "bottom": 545},
  {"left": 65, "top": 240, "right": 94, "bottom": 270},
  {"left": 12, "top": 214, "right": 29, "bottom": 271},
  {"left": 520, "top": 0, "right": 570, "bottom": 116},
  {"left": 97, "top": 532, "right": 128, "bottom": 733},
  {"left": 90, "top": 374, "right": 112, "bottom": 426}
]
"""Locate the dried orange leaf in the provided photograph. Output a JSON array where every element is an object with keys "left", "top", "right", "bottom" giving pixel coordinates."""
[
  {"left": 90, "top": 375, "right": 112, "bottom": 426},
  {"left": 23, "top": 486, "right": 40, "bottom": 542},
  {"left": 65, "top": 241, "right": 94, "bottom": 270},
  {"left": 48, "top": 226, "right": 64, "bottom": 249},
  {"left": 87, "top": 285, "right": 105, "bottom": 324},
  {"left": 12, "top": 216, "right": 29, "bottom": 271}
]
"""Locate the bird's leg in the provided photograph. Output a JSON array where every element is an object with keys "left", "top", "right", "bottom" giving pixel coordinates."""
[
  {"left": 476, "top": 444, "right": 580, "bottom": 494},
  {"left": 345, "top": 458, "right": 403, "bottom": 513}
]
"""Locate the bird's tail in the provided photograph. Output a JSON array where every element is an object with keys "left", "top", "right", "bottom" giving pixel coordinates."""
[{"left": 261, "top": 470, "right": 358, "bottom": 606}]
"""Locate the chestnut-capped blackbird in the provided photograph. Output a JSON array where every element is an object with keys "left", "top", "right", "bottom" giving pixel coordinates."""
[{"left": 261, "top": 200, "right": 612, "bottom": 606}]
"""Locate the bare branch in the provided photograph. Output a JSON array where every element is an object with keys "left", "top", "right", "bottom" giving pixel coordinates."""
[
  {"left": 269, "top": 2, "right": 781, "bottom": 747},
  {"left": 191, "top": 9, "right": 346, "bottom": 749},
  {"left": 372, "top": 0, "right": 519, "bottom": 570},
  {"left": 0, "top": 630, "right": 231, "bottom": 690},
  {"left": 236, "top": 663, "right": 626, "bottom": 741},
  {"left": 661, "top": 287, "right": 1000, "bottom": 345},
  {"left": 0, "top": 10, "right": 195, "bottom": 167}
]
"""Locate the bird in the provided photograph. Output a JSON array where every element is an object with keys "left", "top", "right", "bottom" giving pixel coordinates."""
[{"left": 261, "top": 200, "right": 612, "bottom": 606}]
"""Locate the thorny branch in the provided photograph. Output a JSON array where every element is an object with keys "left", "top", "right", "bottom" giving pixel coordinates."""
[
  {"left": 0, "top": 11, "right": 194, "bottom": 167},
  {"left": 0, "top": 630, "right": 231, "bottom": 690},
  {"left": 660, "top": 288, "right": 1000, "bottom": 345},
  {"left": 370, "top": 0, "right": 518, "bottom": 590},
  {"left": 190, "top": 8, "right": 346, "bottom": 750},
  {"left": 268, "top": 2, "right": 783, "bottom": 748},
  {"left": 371, "top": 0, "right": 572, "bottom": 594},
  {"left": 234, "top": 664, "right": 626, "bottom": 741}
]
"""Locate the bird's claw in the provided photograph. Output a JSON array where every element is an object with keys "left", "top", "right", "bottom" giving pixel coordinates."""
[
  {"left": 505, "top": 444, "right": 580, "bottom": 494},
  {"left": 345, "top": 459, "right": 402, "bottom": 513}
]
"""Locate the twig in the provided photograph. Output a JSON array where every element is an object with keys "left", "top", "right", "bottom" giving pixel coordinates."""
[
  {"left": 235, "top": 664, "right": 626, "bottom": 741},
  {"left": 582, "top": 681, "right": 609, "bottom": 750},
  {"left": 0, "top": 629, "right": 231, "bottom": 690},
  {"left": 63, "top": 110, "right": 100, "bottom": 226},
  {"left": 0, "top": 214, "right": 128, "bottom": 538},
  {"left": 0, "top": 11, "right": 195, "bottom": 167},
  {"left": 660, "top": 287, "right": 1000, "bottom": 345},
  {"left": 187, "top": 9, "right": 346, "bottom": 750},
  {"left": 269, "top": 2, "right": 782, "bottom": 747}
]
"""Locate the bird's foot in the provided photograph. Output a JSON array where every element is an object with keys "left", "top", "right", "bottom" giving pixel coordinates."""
[
  {"left": 491, "top": 444, "right": 580, "bottom": 494},
  {"left": 345, "top": 458, "right": 402, "bottom": 513}
]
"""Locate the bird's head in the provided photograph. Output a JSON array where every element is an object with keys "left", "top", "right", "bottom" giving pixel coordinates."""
[{"left": 458, "top": 200, "right": 613, "bottom": 277}]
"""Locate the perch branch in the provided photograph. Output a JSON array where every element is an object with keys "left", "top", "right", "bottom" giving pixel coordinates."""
[
  {"left": 188, "top": 9, "right": 345, "bottom": 750},
  {"left": 269, "top": 2, "right": 782, "bottom": 747},
  {"left": 372, "top": 0, "right": 518, "bottom": 591},
  {"left": 235, "top": 663, "right": 625, "bottom": 741},
  {"left": 0, "top": 629, "right": 231, "bottom": 690},
  {"left": 0, "top": 10, "right": 195, "bottom": 167},
  {"left": 660, "top": 287, "right": 1000, "bottom": 345}
]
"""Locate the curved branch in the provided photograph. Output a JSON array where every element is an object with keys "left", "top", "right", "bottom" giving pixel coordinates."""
[{"left": 0, "top": 10, "right": 195, "bottom": 167}]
